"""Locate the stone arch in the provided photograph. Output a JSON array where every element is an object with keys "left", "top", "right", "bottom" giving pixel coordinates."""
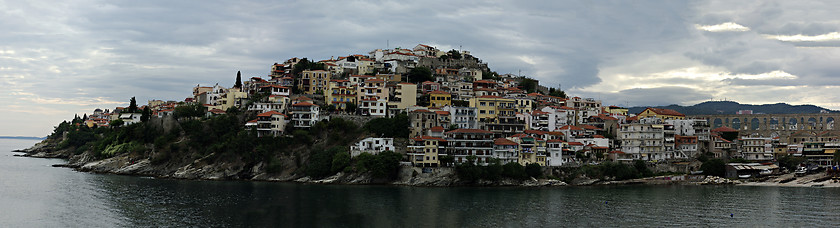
[
  {"left": 769, "top": 118, "right": 779, "bottom": 130},
  {"left": 808, "top": 117, "right": 817, "bottom": 129},
  {"left": 770, "top": 132, "right": 780, "bottom": 138},
  {"left": 714, "top": 118, "right": 723, "bottom": 128},
  {"left": 725, "top": 118, "right": 730, "bottom": 127},
  {"left": 751, "top": 118, "right": 760, "bottom": 130},
  {"left": 732, "top": 118, "right": 742, "bottom": 130},
  {"left": 827, "top": 117, "right": 835, "bottom": 130}
]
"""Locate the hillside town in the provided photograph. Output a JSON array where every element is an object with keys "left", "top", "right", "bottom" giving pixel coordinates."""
[{"left": 77, "top": 44, "right": 840, "bottom": 173}]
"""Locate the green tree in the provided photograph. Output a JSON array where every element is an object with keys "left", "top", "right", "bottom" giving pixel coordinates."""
[
  {"left": 141, "top": 106, "right": 151, "bottom": 122},
  {"left": 174, "top": 102, "right": 206, "bottom": 119},
  {"left": 128, "top": 97, "right": 138, "bottom": 113},
  {"left": 447, "top": 49, "right": 462, "bottom": 59},
  {"left": 700, "top": 159, "right": 726, "bottom": 177},
  {"left": 331, "top": 149, "right": 351, "bottom": 173},
  {"left": 234, "top": 71, "right": 242, "bottom": 88},
  {"left": 519, "top": 78, "right": 538, "bottom": 93},
  {"left": 525, "top": 163, "right": 542, "bottom": 178},
  {"left": 548, "top": 87, "right": 567, "bottom": 98},
  {"left": 109, "top": 119, "right": 124, "bottom": 128},
  {"left": 407, "top": 66, "right": 433, "bottom": 83},
  {"left": 502, "top": 162, "right": 527, "bottom": 179}
]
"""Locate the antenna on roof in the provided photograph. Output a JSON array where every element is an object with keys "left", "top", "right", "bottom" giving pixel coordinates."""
[{"left": 387, "top": 40, "right": 389, "bottom": 49}]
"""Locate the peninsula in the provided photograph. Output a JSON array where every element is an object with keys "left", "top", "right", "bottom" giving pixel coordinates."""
[{"left": 20, "top": 44, "right": 840, "bottom": 187}]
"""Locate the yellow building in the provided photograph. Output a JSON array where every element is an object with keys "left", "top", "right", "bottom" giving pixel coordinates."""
[
  {"left": 388, "top": 82, "right": 417, "bottom": 112},
  {"left": 604, "top": 105, "right": 628, "bottom": 115},
  {"left": 325, "top": 79, "right": 356, "bottom": 111},
  {"left": 428, "top": 90, "right": 452, "bottom": 108},
  {"left": 356, "top": 78, "right": 387, "bottom": 103},
  {"left": 299, "top": 70, "right": 331, "bottom": 95},
  {"left": 510, "top": 134, "right": 547, "bottom": 166},
  {"left": 375, "top": 74, "right": 402, "bottom": 83},
  {"left": 469, "top": 95, "right": 516, "bottom": 122},
  {"left": 637, "top": 107, "right": 685, "bottom": 120},
  {"left": 408, "top": 136, "right": 447, "bottom": 167}
]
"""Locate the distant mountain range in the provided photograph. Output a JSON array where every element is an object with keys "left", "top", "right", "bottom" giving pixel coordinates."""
[
  {"left": 0, "top": 136, "right": 46, "bottom": 140},
  {"left": 627, "top": 101, "right": 838, "bottom": 116}
]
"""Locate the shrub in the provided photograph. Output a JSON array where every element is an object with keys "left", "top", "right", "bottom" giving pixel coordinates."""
[
  {"left": 502, "top": 162, "right": 527, "bottom": 179},
  {"left": 525, "top": 163, "right": 542, "bottom": 178}
]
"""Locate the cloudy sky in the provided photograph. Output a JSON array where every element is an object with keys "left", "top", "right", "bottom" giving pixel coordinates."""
[{"left": 3, "top": 0, "right": 840, "bottom": 137}]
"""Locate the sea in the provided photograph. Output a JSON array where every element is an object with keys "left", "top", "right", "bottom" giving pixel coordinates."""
[{"left": 2, "top": 138, "right": 840, "bottom": 227}]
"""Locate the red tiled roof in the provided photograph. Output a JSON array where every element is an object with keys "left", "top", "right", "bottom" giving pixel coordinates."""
[
  {"left": 592, "top": 135, "right": 605, "bottom": 138},
  {"left": 609, "top": 150, "right": 625, "bottom": 154},
  {"left": 641, "top": 107, "right": 685, "bottom": 117},
  {"left": 531, "top": 110, "right": 550, "bottom": 115},
  {"left": 712, "top": 126, "right": 738, "bottom": 132},
  {"left": 476, "top": 95, "right": 503, "bottom": 99},
  {"left": 411, "top": 109, "right": 431, "bottom": 113},
  {"left": 494, "top": 138, "right": 518, "bottom": 146},
  {"left": 524, "top": 129, "right": 548, "bottom": 135},
  {"left": 209, "top": 109, "right": 226, "bottom": 114},
  {"left": 559, "top": 125, "right": 584, "bottom": 131},
  {"left": 547, "top": 131, "right": 565, "bottom": 136},
  {"left": 428, "top": 90, "right": 450, "bottom": 95},
  {"left": 581, "top": 125, "right": 602, "bottom": 130},
  {"left": 434, "top": 111, "right": 450, "bottom": 115},
  {"left": 430, "top": 126, "right": 445, "bottom": 132},
  {"left": 412, "top": 136, "right": 446, "bottom": 142},
  {"left": 445, "top": 128, "right": 493, "bottom": 134},
  {"left": 511, "top": 133, "right": 529, "bottom": 138},
  {"left": 257, "top": 110, "right": 284, "bottom": 117},
  {"left": 292, "top": 102, "right": 317, "bottom": 107},
  {"left": 567, "top": 142, "right": 584, "bottom": 146}
]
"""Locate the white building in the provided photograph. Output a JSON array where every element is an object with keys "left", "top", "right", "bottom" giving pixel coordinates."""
[
  {"left": 350, "top": 137, "right": 395, "bottom": 157},
  {"left": 493, "top": 138, "right": 519, "bottom": 164},
  {"left": 290, "top": 101, "right": 320, "bottom": 128},
  {"left": 443, "top": 106, "right": 478, "bottom": 129}
]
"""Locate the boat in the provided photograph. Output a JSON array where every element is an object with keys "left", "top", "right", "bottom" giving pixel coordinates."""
[
  {"left": 738, "top": 174, "right": 752, "bottom": 179},
  {"left": 795, "top": 167, "right": 808, "bottom": 177}
]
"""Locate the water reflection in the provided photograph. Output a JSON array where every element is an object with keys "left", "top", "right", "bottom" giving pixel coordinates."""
[{"left": 5, "top": 139, "right": 840, "bottom": 227}]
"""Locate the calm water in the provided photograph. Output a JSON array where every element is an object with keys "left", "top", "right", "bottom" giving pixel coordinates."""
[{"left": 2, "top": 138, "right": 840, "bottom": 227}]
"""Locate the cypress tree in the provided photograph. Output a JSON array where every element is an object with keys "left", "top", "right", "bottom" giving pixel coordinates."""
[
  {"left": 128, "top": 97, "right": 138, "bottom": 113},
  {"left": 234, "top": 71, "right": 242, "bottom": 88}
]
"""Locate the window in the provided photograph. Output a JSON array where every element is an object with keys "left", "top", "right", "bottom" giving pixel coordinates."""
[{"left": 480, "top": 102, "right": 486, "bottom": 106}]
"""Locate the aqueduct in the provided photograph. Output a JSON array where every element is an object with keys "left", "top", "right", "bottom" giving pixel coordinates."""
[{"left": 690, "top": 113, "right": 839, "bottom": 143}]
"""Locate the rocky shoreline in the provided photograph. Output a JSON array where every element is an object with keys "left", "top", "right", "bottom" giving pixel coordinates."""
[{"left": 13, "top": 140, "right": 746, "bottom": 187}]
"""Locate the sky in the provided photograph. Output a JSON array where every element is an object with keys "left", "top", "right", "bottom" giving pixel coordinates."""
[{"left": 3, "top": 0, "right": 840, "bottom": 137}]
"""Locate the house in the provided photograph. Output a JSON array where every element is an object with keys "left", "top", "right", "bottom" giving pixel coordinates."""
[
  {"left": 470, "top": 95, "right": 523, "bottom": 137},
  {"left": 387, "top": 83, "right": 417, "bottom": 115},
  {"left": 325, "top": 79, "right": 355, "bottom": 111},
  {"left": 290, "top": 102, "right": 320, "bottom": 128},
  {"left": 299, "top": 70, "right": 331, "bottom": 95},
  {"left": 118, "top": 113, "right": 142, "bottom": 125},
  {"left": 494, "top": 138, "right": 519, "bottom": 164},
  {"left": 509, "top": 134, "right": 547, "bottom": 166},
  {"left": 443, "top": 106, "right": 479, "bottom": 129},
  {"left": 409, "top": 109, "right": 445, "bottom": 137},
  {"left": 546, "top": 139, "right": 569, "bottom": 166},
  {"left": 408, "top": 136, "right": 447, "bottom": 167},
  {"left": 255, "top": 111, "right": 287, "bottom": 137},
  {"left": 444, "top": 128, "right": 494, "bottom": 165},
  {"left": 637, "top": 107, "right": 686, "bottom": 120},
  {"left": 350, "top": 137, "right": 394, "bottom": 157},
  {"left": 359, "top": 97, "right": 388, "bottom": 116},
  {"left": 427, "top": 91, "right": 451, "bottom": 108},
  {"left": 356, "top": 78, "right": 387, "bottom": 103}
]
